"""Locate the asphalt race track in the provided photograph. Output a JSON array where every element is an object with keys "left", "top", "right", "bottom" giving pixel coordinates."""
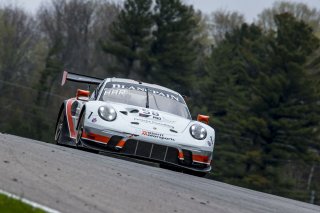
[{"left": 1, "top": 134, "right": 320, "bottom": 213}]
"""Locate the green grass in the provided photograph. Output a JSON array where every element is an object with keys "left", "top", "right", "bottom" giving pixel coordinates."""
[{"left": 0, "top": 193, "right": 45, "bottom": 213}]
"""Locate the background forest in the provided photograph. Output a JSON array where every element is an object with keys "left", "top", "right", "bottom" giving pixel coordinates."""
[{"left": 0, "top": 0, "right": 319, "bottom": 205}]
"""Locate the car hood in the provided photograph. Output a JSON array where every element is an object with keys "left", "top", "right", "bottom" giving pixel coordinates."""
[{"left": 108, "top": 102, "right": 192, "bottom": 134}]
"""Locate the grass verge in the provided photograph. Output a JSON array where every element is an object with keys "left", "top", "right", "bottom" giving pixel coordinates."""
[{"left": 0, "top": 193, "right": 45, "bottom": 213}]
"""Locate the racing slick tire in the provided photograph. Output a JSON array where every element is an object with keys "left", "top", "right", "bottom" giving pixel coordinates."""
[
  {"left": 54, "top": 108, "right": 68, "bottom": 145},
  {"left": 76, "top": 111, "right": 85, "bottom": 148}
]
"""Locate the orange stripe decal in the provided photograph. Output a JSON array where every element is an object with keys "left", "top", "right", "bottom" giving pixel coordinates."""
[
  {"left": 178, "top": 151, "right": 184, "bottom": 160},
  {"left": 66, "top": 99, "right": 76, "bottom": 138},
  {"left": 81, "top": 131, "right": 110, "bottom": 144},
  {"left": 116, "top": 140, "right": 126, "bottom": 148}
]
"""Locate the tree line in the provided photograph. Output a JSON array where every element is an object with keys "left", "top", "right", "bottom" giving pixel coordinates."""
[{"left": 0, "top": 0, "right": 319, "bottom": 204}]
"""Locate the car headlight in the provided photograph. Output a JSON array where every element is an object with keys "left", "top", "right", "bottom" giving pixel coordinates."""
[
  {"left": 98, "top": 106, "right": 117, "bottom": 121},
  {"left": 189, "top": 124, "right": 207, "bottom": 140}
]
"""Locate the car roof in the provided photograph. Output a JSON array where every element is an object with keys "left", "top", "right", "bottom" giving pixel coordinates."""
[{"left": 106, "top": 77, "right": 181, "bottom": 96}]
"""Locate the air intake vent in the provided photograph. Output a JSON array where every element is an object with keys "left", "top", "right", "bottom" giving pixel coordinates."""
[
  {"left": 182, "top": 150, "right": 192, "bottom": 165},
  {"left": 122, "top": 140, "right": 178, "bottom": 164},
  {"left": 120, "top": 111, "right": 128, "bottom": 115}
]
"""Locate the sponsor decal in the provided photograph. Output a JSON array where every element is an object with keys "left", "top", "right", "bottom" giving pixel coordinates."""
[
  {"left": 153, "top": 116, "right": 161, "bottom": 120},
  {"left": 134, "top": 118, "right": 174, "bottom": 129},
  {"left": 207, "top": 141, "right": 212, "bottom": 146},
  {"left": 104, "top": 89, "right": 127, "bottom": 96},
  {"left": 161, "top": 117, "right": 175, "bottom": 123},
  {"left": 141, "top": 130, "right": 175, "bottom": 141},
  {"left": 140, "top": 109, "right": 161, "bottom": 120},
  {"left": 105, "top": 82, "right": 183, "bottom": 103},
  {"left": 92, "top": 118, "right": 97, "bottom": 123}
]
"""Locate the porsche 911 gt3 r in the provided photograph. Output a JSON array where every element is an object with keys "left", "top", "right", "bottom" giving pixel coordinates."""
[{"left": 55, "top": 71, "right": 215, "bottom": 175}]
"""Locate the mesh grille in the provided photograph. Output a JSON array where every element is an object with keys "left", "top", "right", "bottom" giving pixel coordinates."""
[
  {"left": 123, "top": 139, "right": 178, "bottom": 164},
  {"left": 122, "top": 139, "right": 137, "bottom": 154},
  {"left": 166, "top": 147, "right": 179, "bottom": 164},
  {"left": 151, "top": 144, "right": 167, "bottom": 160},
  {"left": 136, "top": 141, "right": 152, "bottom": 157}
]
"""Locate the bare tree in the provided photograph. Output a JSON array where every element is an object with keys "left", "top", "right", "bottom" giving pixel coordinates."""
[
  {"left": 0, "top": 6, "right": 37, "bottom": 85},
  {"left": 91, "top": 0, "right": 120, "bottom": 77},
  {"left": 38, "top": 0, "right": 96, "bottom": 75},
  {"left": 258, "top": 1, "right": 320, "bottom": 32},
  {"left": 207, "top": 9, "right": 245, "bottom": 44},
  {"left": 36, "top": 0, "right": 119, "bottom": 103}
]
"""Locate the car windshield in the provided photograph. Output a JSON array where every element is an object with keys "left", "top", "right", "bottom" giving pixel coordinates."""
[{"left": 100, "top": 82, "right": 191, "bottom": 119}]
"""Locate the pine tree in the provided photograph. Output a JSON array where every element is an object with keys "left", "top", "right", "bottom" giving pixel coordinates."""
[
  {"left": 247, "top": 14, "right": 319, "bottom": 157},
  {"left": 239, "top": 14, "right": 320, "bottom": 196},
  {"left": 200, "top": 24, "right": 271, "bottom": 182},
  {"left": 148, "top": 0, "right": 200, "bottom": 92},
  {"left": 102, "top": 0, "right": 153, "bottom": 78},
  {"left": 103, "top": 0, "right": 204, "bottom": 94},
  {"left": 202, "top": 13, "right": 320, "bottom": 197}
]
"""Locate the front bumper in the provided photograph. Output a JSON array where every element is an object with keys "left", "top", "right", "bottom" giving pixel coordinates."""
[{"left": 80, "top": 128, "right": 212, "bottom": 172}]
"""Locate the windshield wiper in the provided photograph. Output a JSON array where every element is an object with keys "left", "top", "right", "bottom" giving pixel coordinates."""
[{"left": 146, "top": 88, "right": 149, "bottom": 108}]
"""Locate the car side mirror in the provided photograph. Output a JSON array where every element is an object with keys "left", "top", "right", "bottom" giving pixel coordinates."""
[
  {"left": 76, "top": 89, "right": 90, "bottom": 101},
  {"left": 182, "top": 95, "right": 189, "bottom": 101},
  {"left": 197, "top": 114, "right": 209, "bottom": 124}
]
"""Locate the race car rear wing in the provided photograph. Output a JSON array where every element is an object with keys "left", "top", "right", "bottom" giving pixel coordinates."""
[{"left": 61, "top": 71, "right": 103, "bottom": 86}]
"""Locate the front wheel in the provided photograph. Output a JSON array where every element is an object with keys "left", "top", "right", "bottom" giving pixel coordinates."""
[
  {"left": 54, "top": 109, "right": 67, "bottom": 145},
  {"left": 75, "top": 112, "right": 99, "bottom": 154},
  {"left": 76, "top": 112, "right": 85, "bottom": 147}
]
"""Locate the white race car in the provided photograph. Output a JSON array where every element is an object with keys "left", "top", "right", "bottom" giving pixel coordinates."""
[{"left": 55, "top": 71, "right": 215, "bottom": 175}]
